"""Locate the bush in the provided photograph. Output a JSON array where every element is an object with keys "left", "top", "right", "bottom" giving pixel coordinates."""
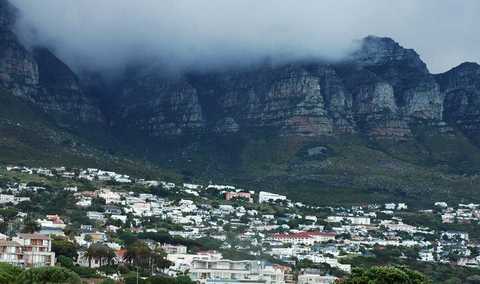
[
  {"left": 72, "top": 265, "right": 98, "bottom": 278},
  {"left": 339, "top": 266, "right": 431, "bottom": 284},
  {"left": 17, "top": 266, "right": 81, "bottom": 284},
  {"left": 57, "top": 255, "right": 74, "bottom": 269},
  {"left": 0, "top": 262, "right": 23, "bottom": 284}
]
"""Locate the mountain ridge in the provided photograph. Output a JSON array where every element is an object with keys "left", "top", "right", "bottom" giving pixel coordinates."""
[{"left": 2, "top": 0, "right": 480, "bottom": 205}]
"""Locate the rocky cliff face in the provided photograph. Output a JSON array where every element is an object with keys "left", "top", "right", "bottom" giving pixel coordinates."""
[
  {"left": 437, "top": 62, "right": 480, "bottom": 141},
  {"left": 0, "top": 0, "right": 38, "bottom": 98},
  {"left": 111, "top": 36, "right": 453, "bottom": 140},
  {"left": 0, "top": 0, "right": 103, "bottom": 126},
  {"left": 2, "top": 0, "right": 480, "bottom": 149},
  {"left": 32, "top": 48, "right": 104, "bottom": 125}
]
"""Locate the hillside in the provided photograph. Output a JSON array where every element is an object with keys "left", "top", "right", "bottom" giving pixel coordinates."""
[{"left": 1, "top": 0, "right": 480, "bottom": 205}]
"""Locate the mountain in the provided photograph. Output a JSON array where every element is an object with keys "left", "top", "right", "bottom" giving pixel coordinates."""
[{"left": 1, "top": 0, "right": 480, "bottom": 205}]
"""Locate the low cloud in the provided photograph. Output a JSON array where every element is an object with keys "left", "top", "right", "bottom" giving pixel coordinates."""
[{"left": 11, "top": 0, "right": 480, "bottom": 74}]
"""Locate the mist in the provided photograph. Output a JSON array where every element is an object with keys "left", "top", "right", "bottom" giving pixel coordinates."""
[{"left": 10, "top": 0, "right": 480, "bottom": 74}]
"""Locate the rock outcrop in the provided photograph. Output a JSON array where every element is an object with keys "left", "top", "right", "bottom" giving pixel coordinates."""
[
  {"left": 2, "top": 0, "right": 480, "bottom": 150},
  {"left": 437, "top": 62, "right": 480, "bottom": 141},
  {"left": 111, "top": 36, "right": 452, "bottom": 140},
  {"left": 0, "top": 0, "right": 104, "bottom": 126}
]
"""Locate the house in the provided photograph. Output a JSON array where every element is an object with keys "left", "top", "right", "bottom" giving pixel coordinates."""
[
  {"left": 298, "top": 273, "right": 337, "bottom": 284},
  {"left": 98, "top": 189, "right": 122, "bottom": 204},
  {"left": 259, "top": 191, "right": 287, "bottom": 203},
  {"left": 162, "top": 244, "right": 188, "bottom": 254},
  {"left": 11, "top": 234, "right": 55, "bottom": 267},
  {"left": 326, "top": 216, "right": 370, "bottom": 225},
  {"left": 189, "top": 259, "right": 285, "bottom": 284},
  {"left": 298, "top": 269, "right": 338, "bottom": 284},
  {"left": 110, "top": 215, "right": 127, "bottom": 223},
  {"left": 272, "top": 232, "right": 336, "bottom": 245},
  {"left": 87, "top": 211, "right": 106, "bottom": 222},
  {"left": 225, "top": 192, "right": 253, "bottom": 203},
  {"left": 385, "top": 203, "right": 396, "bottom": 210},
  {"left": 38, "top": 215, "right": 66, "bottom": 236},
  {"left": 0, "top": 240, "right": 23, "bottom": 266}
]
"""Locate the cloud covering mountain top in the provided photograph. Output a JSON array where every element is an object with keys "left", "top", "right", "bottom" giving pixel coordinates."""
[{"left": 11, "top": 0, "right": 480, "bottom": 74}]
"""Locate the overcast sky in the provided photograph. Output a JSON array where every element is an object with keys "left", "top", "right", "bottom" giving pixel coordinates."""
[{"left": 10, "top": 0, "right": 480, "bottom": 74}]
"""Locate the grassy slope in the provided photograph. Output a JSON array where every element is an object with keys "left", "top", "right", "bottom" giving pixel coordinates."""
[
  {"left": 0, "top": 90, "right": 179, "bottom": 180},
  {"left": 2, "top": 88, "right": 480, "bottom": 206},
  {"left": 145, "top": 129, "right": 480, "bottom": 207}
]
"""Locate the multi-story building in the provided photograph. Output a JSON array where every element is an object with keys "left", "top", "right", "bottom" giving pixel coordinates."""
[
  {"left": 162, "top": 244, "right": 188, "bottom": 254},
  {"left": 297, "top": 274, "right": 338, "bottom": 284},
  {"left": 0, "top": 240, "right": 24, "bottom": 266},
  {"left": 272, "top": 232, "right": 336, "bottom": 245},
  {"left": 225, "top": 192, "right": 253, "bottom": 203},
  {"left": 189, "top": 259, "right": 285, "bottom": 284},
  {"left": 0, "top": 234, "right": 55, "bottom": 267},
  {"left": 258, "top": 192, "right": 287, "bottom": 204}
]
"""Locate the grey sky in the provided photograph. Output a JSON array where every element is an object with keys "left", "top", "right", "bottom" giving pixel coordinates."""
[{"left": 11, "top": 0, "right": 480, "bottom": 73}]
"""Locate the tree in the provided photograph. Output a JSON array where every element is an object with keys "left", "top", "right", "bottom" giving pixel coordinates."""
[
  {"left": 339, "top": 266, "right": 431, "bottom": 284},
  {"left": 467, "top": 275, "right": 480, "bottom": 284},
  {"left": 57, "top": 255, "right": 75, "bottom": 269},
  {"left": 21, "top": 217, "right": 40, "bottom": 234},
  {"left": 0, "top": 262, "right": 23, "bottom": 284},
  {"left": 52, "top": 237, "right": 79, "bottom": 260},
  {"left": 0, "top": 208, "right": 18, "bottom": 222},
  {"left": 17, "top": 266, "right": 81, "bottom": 284},
  {"left": 124, "top": 241, "right": 172, "bottom": 274},
  {"left": 124, "top": 240, "right": 153, "bottom": 267},
  {"left": 85, "top": 243, "right": 115, "bottom": 267}
]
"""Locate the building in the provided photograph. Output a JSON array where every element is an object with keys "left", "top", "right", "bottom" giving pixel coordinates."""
[
  {"left": 298, "top": 273, "right": 338, "bottom": 284},
  {"left": 189, "top": 259, "right": 285, "bottom": 284},
  {"left": 9, "top": 234, "right": 55, "bottom": 267},
  {"left": 272, "top": 232, "right": 336, "bottom": 245},
  {"left": 225, "top": 192, "right": 253, "bottom": 203},
  {"left": 98, "top": 189, "right": 122, "bottom": 204},
  {"left": 0, "top": 240, "right": 23, "bottom": 266},
  {"left": 162, "top": 244, "right": 188, "bottom": 254},
  {"left": 37, "top": 215, "right": 66, "bottom": 236},
  {"left": 326, "top": 216, "right": 370, "bottom": 225},
  {"left": 258, "top": 192, "right": 287, "bottom": 204}
]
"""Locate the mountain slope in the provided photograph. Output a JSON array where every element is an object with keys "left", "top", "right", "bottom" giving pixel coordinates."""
[{"left": 1, "top": 0, "right": 480, "bottom": 205}]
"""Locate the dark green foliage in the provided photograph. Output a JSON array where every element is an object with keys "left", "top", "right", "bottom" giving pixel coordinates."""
[
  {"left": 85, "top": 243, "right": 116, "bottom": 267},
  {"left": 71, "top": 266, "right": 98, "bottom": 278},
  {"left": 21, "top": 217, "right": 40, "bottom": 233},
  {"left": 339, "top": 266, "right": 431, "bottom": 284},
  {"left": 124, "top": 240, "right": 172, "bottom": 272},
  {"left": 52, "top": 237, "right": 79, "bottom": 260},
  {"left": 0, "top": 262, "right": 23, "bottom": 284},
  {"left": 57, "top": 255, "right": 74, "bottom": 269},
  {"left": 342, "top": 252, "right": 480, "bottom": 284},
  {"left": 17, "top": 266, "right": 81, "bottom": 284}
]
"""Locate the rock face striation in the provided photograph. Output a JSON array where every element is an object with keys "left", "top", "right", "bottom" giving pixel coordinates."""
[
  {"left": 0, "top": 0, "right": 103, "bottom": 126},
  {"left": 1, "top": 0, "right": 480, "bottom": 148},
  {"left": 110, "top": 36, "right": 455, "bottom": 140},
  {"left": 437, "top": 62, "right": 480, "bottom": 142}
]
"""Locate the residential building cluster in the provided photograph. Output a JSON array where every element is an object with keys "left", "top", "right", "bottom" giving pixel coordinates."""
[{"left": 1, "top": 165, "right": 480, "bottom": 283}]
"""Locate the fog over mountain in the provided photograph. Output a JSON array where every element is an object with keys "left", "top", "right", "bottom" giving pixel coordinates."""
[{"left": 10, "top": 0, "right": 480, "bottom": 74}]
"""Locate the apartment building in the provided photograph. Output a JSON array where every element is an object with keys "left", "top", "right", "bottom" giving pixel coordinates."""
[
  {"left": 189, "top": 259, "right": 285, "bottom": 284},
  {"left": 0, "top": 234, "right": 55, "bottom": 267}
]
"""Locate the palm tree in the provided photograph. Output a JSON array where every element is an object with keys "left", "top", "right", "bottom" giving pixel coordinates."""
[
  {"left": 21, "top": 217, "right": 40, "bottom": 234},
  {"left": 152, "top": 246, "right": 172, "bottom": 272},
  {"left": 124, "top": 240, "right": 152, "bottom": 267},
  {"left": 85, "top": 243, "right": 115, "bottom": 267}
]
